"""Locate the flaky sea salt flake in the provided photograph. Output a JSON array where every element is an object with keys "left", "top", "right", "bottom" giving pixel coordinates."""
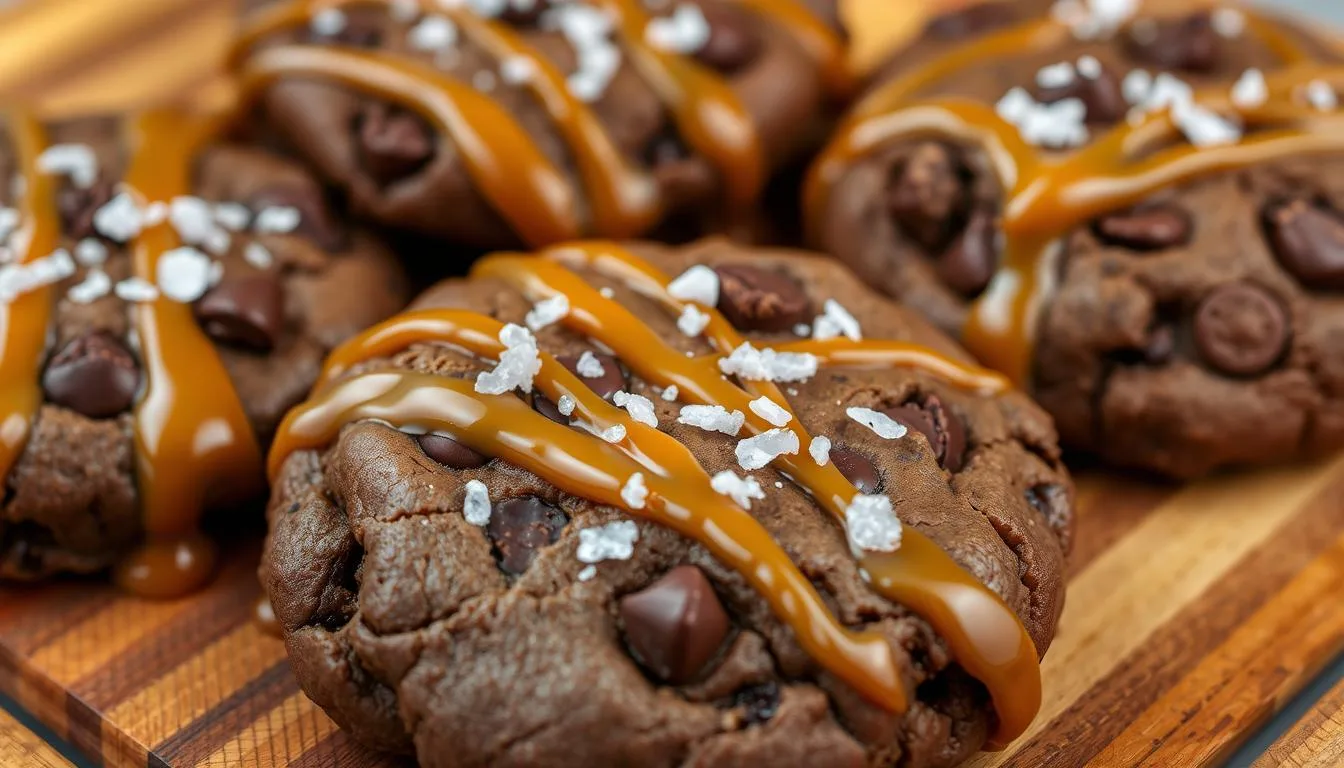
[
  {"left": 36, "top": 144, "right": 97, "bottom": 188},
  {"left": 525, "top": 293, "right": 570, "bottom": 330},
  {"left": 576, "top": 350, "right": 606, "bottom": 377},
  {"left": 677, "top": 404, "right": 744, "bottom": 435},
  {"left": 67, "top": 269, "right": 111, "bottom": 304},
  {"left": 846, "top": 494, "right": 902, "bottom": 554},
  {"left": 847, "top": 407, "right": 909, "bottom": 440},
  {"left": 577, "top": 520, "right": 639, "bottom": 563},
  {"left": 612, "top": 391, "right": 658, "bottom": 427},
  {"left": 812, "top": 299, "right": 862, "bottom": 342},
  {"left": 474, "top": 323, "right": 542, "bottom": 394},
  {"left": 666, "top": 264, "right": 720, "bottom": 305},
  {"left": 718, "top": 342, "right": 818, "bottom": 382},
  {"left": 463, "top": 479, "right": 491, "bottom": 526},
  {"left": 677, "top": 304, "right": 710, "bottom": 336},
  {"left": 620, "top": 472, "right": 649, "bottom": 509},
  {"left": 735, "top": 428, "right": 799, "bottom": 470},
  {"left": 710, "top": 471, "right": 765, "bottom": 509},
  {"left": 748, "top": 396, "right": 791, "bottom": 427},
  {"left": 809, "top": 435, "right": 832, "bottom": 466}
]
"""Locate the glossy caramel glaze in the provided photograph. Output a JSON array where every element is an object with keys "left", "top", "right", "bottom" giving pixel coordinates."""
[
  {"left": 270, "top": 242, "right": 1039, "bottom": 747},
  {"left": 806, "top": 5, "right": 1342, "bottom": 383},
  {"left": 235, "top": 0, "right": 849, "bottom": 246}
]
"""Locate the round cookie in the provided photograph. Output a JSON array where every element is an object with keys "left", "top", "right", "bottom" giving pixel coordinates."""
[
  {"left": 808, "top": 1, "right": 1344, "bottom": 477},
  {"left": 263, "top": 239, "right": 1072, "bottom": 766},
  {"left": 0, "top": 112, "right": 407, "bottom": 592},
  {"left": 234, "top": 0, "right": 849, "bottom": 250}
]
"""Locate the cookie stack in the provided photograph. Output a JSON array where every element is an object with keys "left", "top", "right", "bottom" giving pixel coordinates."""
[{"left": 0, "top": 1, "right": 1338, "bottom": 766}]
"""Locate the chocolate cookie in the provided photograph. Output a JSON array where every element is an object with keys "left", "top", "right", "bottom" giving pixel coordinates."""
[
  {"left": 235, "top": 0, "right": 849, "bottom": 251},
  {"left": 263, "top": 239, "right": 1072, "bottom": 766},
  {"left": 808, "top": 3, "right": 1344, "bottom": 477},
  {"left": 0, "top": 111, "right": 407, "bottom": 594}
]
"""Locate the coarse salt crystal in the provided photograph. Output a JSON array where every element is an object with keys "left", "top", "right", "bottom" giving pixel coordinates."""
[
  {"left": 718, "top": 342, "right": 818, "bottom": 383},
  {"left": 735, "top": 428, "right": 799, "bottom": 471},
  {"left": 612, "top": 391, "right": 658, "bottom": 427},
  {"left": 677, "top": 404, "right": 744, "bottom": 435},
  {"left": 748, "top": 396, "right": 791, "bottom": 427},
  {"left": 1173, "top": 102, "right": 1241, "bottom": 147},
  {"left": 93, "top": 192, "right": 143, "bottom": 242},
  {"left": 525, "top": 293, "right": 570, "bottom": 330},
  {"left": 310, "top": 7, "right": 347, "bottom": 37},
  {"left": 557, "top": 393, "right": 577, "bottom": 417},
  {"left": 599, "top": 286, "right": 615, "bottom": 298},
  {"left": 793, "top": 323, "right": 811, "bottom": 336},
  {"left": 577, "top": 565, "right": 597, "bottom": 581},
  {"left": 114, "top": 276, "right": 159, "bottom": 302},
  {"left": 577, "top": 520, "right": 639, "bottom": 562},
  {"left": 1231, "top": 69, "right": 1268, "bottom": 109},
  {"left": 667, "top": 264, "right": 720, "bottom": 305},
  {"left": 810, "top": 435, "right": 832, "bottom": 466},
  {"left": 409, "top": 15, "right": 458, "bottom": 50},
  {"left": 156, "top": 247, "right": 214, "bottom": 303},
  {"left": 254, "top": 206, "right": 301, "bottom": 234},
  {"left": 710, "top": 470, "right": 765, "bottom": 509},
  {"left": 36, "top": 144, "right": 98, "bottom": 188},
  {"left": 0, "top": 207, "right": 18, "bottom": 243},
  {"left": 575, "top": 350, "right": 606, "bottom": 377},
  {"left": 1305, "top": 80, "right": 1338, "bottom": 112},
  {"left": 847, "top": 407, "right": 909, "bottom": 440},
  {"left": 1122, "top": 68, "right": 1153, "bottom": 105},
  {"left": 645, "top": 3, "right": 710, "bottom": 54},
  {"left": 677, "top": 304, "right": 711, "bottom": 336},
  {"left": 213, "top": 202, "right": 251, "bottom": 231},
  {"left": 1076, "top": 55, "right": 1102, "bottom": 79},
  {"left": 463, "top": 479, "right": 491, "bottom": 526},
  {"left": 475, "top": 323, "right": 543, "bottom": 394},
  {"left": 1036, "top": 61, "right": 1076, "bottom": 89},
  {"left": 73, "top": 238, "right": 107, "bottom": 266},
  {"left": 1211, "top": 7, "right": 1245, "bottom": 38},
  {"left": 620, "top": 472, "right": 649, "bottom": 508},
  {"left": 67, "top": 268, "right": 111, "bottom": 304},
  {"left": 660, "top": 384, "right": 679, "bottom": 401},
  {"left": 244, "top": 242, "right": 274, "bottom": 269},
  {"left": 812, "top": 299, "right": 862, "bottom": 342},
  {"left": 169, "top": 196, "right": 221, "bottom": 247},
  {"left": 601, "top": 424, "right": 627, "bottom": 443},
  {"left": 846, "top": 495, "right": 902, "bottom": 554}
]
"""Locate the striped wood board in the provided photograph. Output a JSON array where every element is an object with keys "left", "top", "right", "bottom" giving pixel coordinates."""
[
  {"left": 0, "top": 455, "right": 1342, "bottom": 767},
  {"left": 1258, "top": 673, "right": 1344, "bottom": 767},
  {"left": 0, "top": 706, "right": 74, "bottom": 767}
]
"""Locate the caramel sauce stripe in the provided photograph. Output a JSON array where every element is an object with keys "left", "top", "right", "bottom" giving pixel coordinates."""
[{"left": 274, "top": 242, "right": 1039, "bottom": 746}]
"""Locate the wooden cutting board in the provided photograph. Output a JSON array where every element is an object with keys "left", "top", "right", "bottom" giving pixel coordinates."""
[{"left": 0, "top": 0, "right": 1340, "bottom": 766}]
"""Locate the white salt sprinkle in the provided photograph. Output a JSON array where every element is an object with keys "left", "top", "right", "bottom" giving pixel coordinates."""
[
  {"left": 620, "top": 472, "right": 649, "bottom": 509},
  {"left": 156, "top": 247, "right": 214, "bottom": 303},
  {"left": 575, "top": 350, "right": 606, "bottom": 378},
  {"left": 600, "top": 424, "right": 627, "bottom": 443},
  {"left": 677, "top": 304, "right": 711, "bottom": 336},
  {"left": 846, "top": 495, "right": 902, "bottom": 554},
  {"left": 557, "top": 393, "right": 577, "bottom": 417},
  {"left": 846, "top": 407, "right": 909, "bottom": 440},
  {"left": 660, "top": 384, "right": 679, "bottom": 402},
  {"left": 73, "top": 238, "right": 108, "bottom": 267},
  {"left": 710, "top": 470, "right": 765, "bottom": 509},
  {"left": 811, "top": 299, "right": 862, "bottom": 342},
  {"left": 577, "top": 565, "right": 597, "bottom": 581},
  {"left": 1305, "top": 79, "right": 1338, "bottom": 112},
  {"left": 809, "top": 435, "right": 832, "bottom": 466},
  {"left": 1036, "top": 61, "right": 1076, "bottom": 89},
  {"left": 748, "top": 396, "right": 792, "bottom": 427},
  {"left": 213, "top": 202, "right": 251, "bottom": 231},
  {"left": 93, "top": 192, "right": 143, "bottom": 242},
  {"left": 718, "top": 342, "right": 818, "bottom": 382},
  {"left": 244, "top": 242, "right": 275, "bottom": 269},
  {"left": 500, "top": 55, "right": 537, "bottom": 85},
  {"left": 612, "top": 391, "right": 658, "bottom": 427},
  {"left": 1076, "top": 55, "right": 1102, "bottom": 80},
  {"left": 577, "top": 520, "right": 639, "bottom": 562},
  {"left": 666, "top": 264, "right": 720, "bottom": 305},
  {"left": 1231, "top": 69, "right": 1268, "bottom": 109},
  {"left": 735, "top": 428, "right": 799, "bottom": 471},
  {"left": 254, "top": 206, "right": 301, "bottom": 234},
  {"left": 525, "top": 293, "right": 570, "bottom": 330},
  {"left": 463, "top": 479, "right": 491, "bottom": 526},
  {"left": 114, "top": 276, "right": 159, "bottom": 302},
  {"left": 645, "top": 3, "right": 710, "bottom": 54},
  {"left": 1211, "top": 7, "right": 1246, "bottom": 38},
  {"left": 67, "top": 268, "right": 111, "bottom": 304},
  {"left": 408, "top": 15, "right": 458, "bottom": 51},
  {"left": 36, "top": 144, "right": 98, "bottom": 188},
  {"left": 475, "top": 323, "right": 542, "bottom": 394},
  {"left": 0, "top": 208, "right": 19, "bottom": 244},
  {"left": 310, "top": 7, "right": 348, "bottom": 37},
  {"left": 677, "top": 404, "right": 744, "bottom": 435}
]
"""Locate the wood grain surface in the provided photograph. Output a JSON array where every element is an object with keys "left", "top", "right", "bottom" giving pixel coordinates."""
[
  {"left": 0, "top": 0, "right": 1340, "bottom": 766},
  {"left": 0, "top": 707, "right": 74, "bottom": 768}
]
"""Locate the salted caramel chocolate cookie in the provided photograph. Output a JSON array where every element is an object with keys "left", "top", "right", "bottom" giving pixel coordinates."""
[
  {"left": 808, "top": 1, "right": 1344, "bottom": 477},
  {"left": 0, "top": 111, "right": 407, "bottom": 594},
  {"left": 263, "top": 239, "right": 1072, "bottom": 766},
  {"left": 234, "top": 0, "right": 849, "bottom": 250}
]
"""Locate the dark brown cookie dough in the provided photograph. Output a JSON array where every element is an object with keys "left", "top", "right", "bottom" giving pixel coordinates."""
[
  {"left": 809, "top": 1, "right": 1344, "bottom": 477},
  {"left": 0, "top": 115, "right": 408, "bottom": 581},
  {"left": 237, "top": 0, "right": 847, "bottom": 250},
  {"left": 263, "top": 239, "right": 1072, "bottom": 767}
]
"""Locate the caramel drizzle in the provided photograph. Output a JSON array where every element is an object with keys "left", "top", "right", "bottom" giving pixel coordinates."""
[
  {"left": 271, "top": 242, "right": 1038, "bottom": 747},
  {"left": 236, "top": 0, "right": 846, "bottom": 245},
  {"left": 806, "top": 4, "right": 1339, "bottom": 383}
]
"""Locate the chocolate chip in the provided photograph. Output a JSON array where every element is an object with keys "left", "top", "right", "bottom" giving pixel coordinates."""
[
  {"left": 1033, "top": 63, "right": 1127, "bottom": 125},
  {"left": 730, "top": 681, "right": 781, "bottom": 726},
  {"left": 925, "top": 2, "right": 1018, "bottom": 39},
  {"left": 42, "top": 330, "right": 140, "bottom": 418},
  {"left": 937, "top": 207, "right": 997, "bottom": 297},
  {"left": 1025, "top": 483, "right": 1071, "bottom": 549},
  {"left": 247, "top": 184, "right": 345, "bottom": 251},
  {"left": 1093, "top": 204, "right": 1193, "bottom": 251},
  {"left": 194, "top": 273, "right": 285, "bottom": 352},
  {"left": 883, "top": 395, "right": 966, "bottom": 472},
  {"left": 417, "top": 433, "right": 489, "bottom": 469},
  {"left": 1193, "top": 283, "right": 1289, "bottom": 376},
  {"left": 620, "top": 565, "right": 730, "bottom": 684},
  {"left": 355, "top": 102, "right": 434, "bottom": 186},
  {"left": 645, "top": 129, "right": 713, "bottom": 208},
  {"left": 714, "top": 264, "right": 812, "bottom": 332},
  {"left": 831, "top": 447, "right": 880, "bottom": 493},
  {"left": 534, "top": 353, "right": 626, "bottom": 423},
  {"left": 694, "top": 4, "right": 762, "bottom": 73},
  {"left": 1126, "top": 13, "right": 1220, "bottom": 73},
  {"left": 486, "top": 497, "right": 568, "bottom": 575},
  {"left": 1263, "top": 199, "right": 1344, "bottom": 290},
  {"left": 501, "top": 0, "right": 550, "bottom": 24},
  {"left": 57, "top": 176, "right": 115, "bottom": 240},
  {"left": 887, "top": 143, "right": 968, "bottom": 252}
]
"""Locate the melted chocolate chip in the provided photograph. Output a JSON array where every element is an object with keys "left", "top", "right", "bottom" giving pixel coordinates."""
[
  {"left": 57, "top": 177, "right": 115, "bottom": 240},
  {"left": 1126, "top": 13, "right": 1221, "bottom": 73},
  {"left": 355, "top": 102, "right": 434, "bottom": 186},
  {"left": 883, "top": 395, "right": 967, "bottom": 472},
  {"left": 831, "top": 447, "right": 880, "bottom": 493},
  {"left": 1193, "top": 283, "right": 1289, "bottom": 376},
  {"left": 730, "top": 681, "right": 781, "bottom": 726},
  {"left": 937, "top": 207, "right": 997, "bottom": 297},
  {"left": 1093, "top": 204, "right": 1193, "bottom": 251},
  {"left": 925, "top": 2, "right": 1018, "bottom": 39},
  {"left": 194, "top": 273, "right": 285, "bottom": 352},
  {"left": 1033, "top": 63, "right": 1127, "bottom": 125},
  {"left": 534, "top": 353, "right": 626, "bottom": 423},
  {"left": 714, "top": 264, "right": 812, "bottom": 332},
  {"left": 694, "top": 4, "right": 763, "bottom": 73},
  {"left": 247, "top": 184, "right": 345, "bottom": 251},
  {"left": 620, "top": 565, "right": 730, "bottom": 684},
  {"left": 1263, "top": 199, "right": 1344, "bottom": 289},
  {"left": 417, "top": 433, "right": 489, "bottom": 469},
  {"left": 42, "top": 331, "right": 140, "bottom": 418},
  {"left": 486, "top": 497, "right": 568, "bottom": 575},
  {"left": 887, "top": 143, "right": 968, "bottom": 252}
]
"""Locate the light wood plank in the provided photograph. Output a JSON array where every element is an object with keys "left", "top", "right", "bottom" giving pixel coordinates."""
[
  {"left": 1256, "top": 675, "right": 1344, "bottom": 768},
  {"left": 0, "top": 708, "right": 72, "bottom": 768}
]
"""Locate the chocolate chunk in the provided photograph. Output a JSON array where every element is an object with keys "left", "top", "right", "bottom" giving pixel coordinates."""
[
  {"left": 925, "top": 2, "right": 1018, "bottom": 39},
  {"left": 694, "top": 4, "right": 763, "bottom": 73},
  {"left": 1263, "top": 199, "right": 1344, "bottom": 289},
  {"left": 1034, "top": 63, "right": 1127, "bottom": 125},
  {"left": 730, "top": 681, "right": 781, "bottom": 726},
  {"left": 247, "top": 183, "right": 345, "bottom": 251},
  {"left": 355, "top": 102, "right": 434, "bottom": 186},
  {"left": 645, "top": 129, "right": 714, "bottom": 207},
  {"left": 501, "top": 0, "right": 550, "bottom": 24},
  {"left": 42, "top": 330, "right": 140, "bottom": 418},
  {"left": 887, "top": 143, "right": 968, "bottom": 252},
  {"left": 194, "top": 273, "right": 285, "bottom": 352},
  {"left": 883, "top": 395, "right": 967, "bottom": 471},
  {"left": 1126, "top": 13, "right": 1220, "bottom": 73},
  {"left": 57, "top": 176, "right": 115, "bottom": 241},
  {"left": 831, "top": 447, "right": 880, "bottom": 493},
  {"left": 937, "top": 208, "right": 997, "bottom": 297},
  {"left": 1193, "top": 283, "right": 1289, "bottom": 376},
  {"left": 417, "top": 433, "right": 489, "bottom": 469},
  {"left": 714, "top": 264, "right": 812, "bottom": 332},
  {"left": 486, "top": 497, "right": 568, "bottom": 575},
  {"left": 620, "top": 565, "right": 730, "bottom": 684},
  {"left": 1093, "top": 204, "right": 1193, "bottom": 251},
  {"left": 534, "top": 353, "right": 626, "bottom": 423},
  {"left": 1025, "top": 483, "right": 1071, "bottom": 549}
]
